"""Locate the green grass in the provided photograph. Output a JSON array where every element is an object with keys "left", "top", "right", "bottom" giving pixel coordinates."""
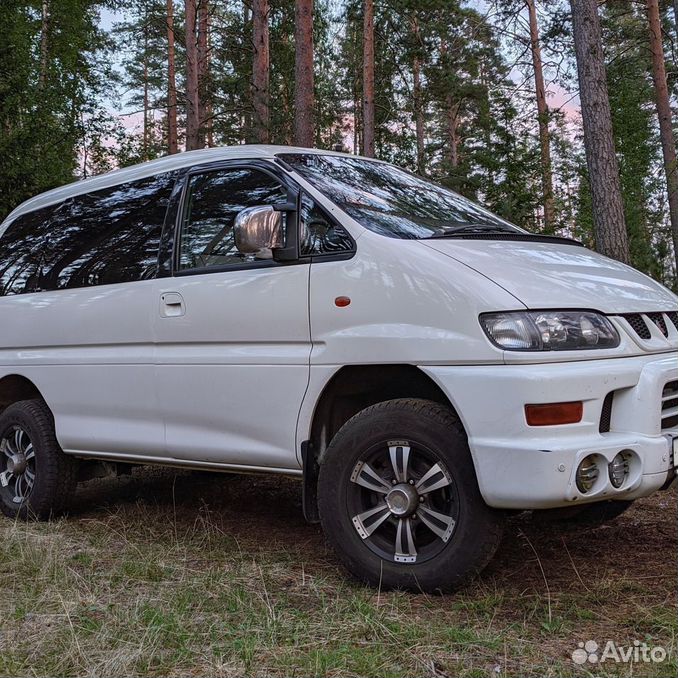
[{"left": 0, "top": 471, "right": 675, "bottom": 677}]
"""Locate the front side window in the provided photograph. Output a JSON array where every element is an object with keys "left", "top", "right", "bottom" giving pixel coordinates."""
[
  {"left": 279, "top": 153, "right": 522, "bottom": 240},
  {"left": 179, "top": 168, "right": 287, "bottom": 270},
  {"left": 300, "top": 194, "right": 354, "bottom": 256}
]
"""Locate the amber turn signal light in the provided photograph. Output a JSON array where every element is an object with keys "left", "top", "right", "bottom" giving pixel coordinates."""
[{"left": 525, "top": 401, "right": 583, "bottom": 426}]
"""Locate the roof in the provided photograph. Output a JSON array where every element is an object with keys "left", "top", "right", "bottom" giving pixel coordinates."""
[{"left": 3, "top": 144, "right": 361, "bottom": 225}]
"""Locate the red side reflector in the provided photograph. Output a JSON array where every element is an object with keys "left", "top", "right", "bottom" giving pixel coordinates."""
[
  {"left": 335, "top": 296, "right": 351, "bottom": 307},
  {"left": 525, "top": 401, "right": 583, "bottom": 426}
]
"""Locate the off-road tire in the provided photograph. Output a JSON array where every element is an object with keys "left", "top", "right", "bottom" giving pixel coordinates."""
[
  {"left": 0, "top": 399, "right": 77, "bottom": 519},
  {"left": 318, "top": 398, "right": 503, "bottom": 593}
]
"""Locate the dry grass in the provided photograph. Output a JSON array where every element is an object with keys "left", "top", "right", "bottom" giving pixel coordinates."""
[{"left": 0, "top": 468, "right": 675, "bottom": 677}]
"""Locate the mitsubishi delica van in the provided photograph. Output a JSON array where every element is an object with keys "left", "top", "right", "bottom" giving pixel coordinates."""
[{"left": 0, "top": 145, "right": 676, "bottom": 592}]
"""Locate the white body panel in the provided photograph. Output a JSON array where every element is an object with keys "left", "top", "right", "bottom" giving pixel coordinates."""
[
  {"left": 0, "top": 280, "right": 162, "bottom": 455},
  {"left": 422, "top": 239, "right": 678, "bottom": 313},
  {"left": 420, "top": 354, "right": 677, "bottom": 508},
  {"left": 153, "top": 266, "right": 311, "bottom": 469},
  {"left": 1, "top": 145, "right": 677, "bottom": 508}
]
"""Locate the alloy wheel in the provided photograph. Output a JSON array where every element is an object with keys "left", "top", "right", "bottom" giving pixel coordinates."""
[
  {"left": 347, "top": 439, "right": 459, "bottom": 564},
  {"left": 0, "top": 426, "right": 36, "bottom": 505}
]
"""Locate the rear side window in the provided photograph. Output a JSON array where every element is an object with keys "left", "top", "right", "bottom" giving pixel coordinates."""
[
  {"left": 0, "top": 172, "right": 176, "bottom": 295},
  {"left": 0, "top": 204, "right": 59, "bottom": 295},
  {"left": 41, "top": 173, "right": 176, "bottom": 290}
]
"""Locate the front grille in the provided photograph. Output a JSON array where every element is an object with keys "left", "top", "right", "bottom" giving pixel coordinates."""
[
  {"left": 647, "top": 312, "right": 668, "bottom": 337},
  {"left": 621, "top": 311, "right": 678, "bottom": 340},
  {"left": 662, "top": 380, "right": 678, "bottom": 430},
  {"left": 621, "top": 313, "right": 651, "bottom": 339},
  {"left": 599, "top": 392, "right": 614, "bottom": 433}
]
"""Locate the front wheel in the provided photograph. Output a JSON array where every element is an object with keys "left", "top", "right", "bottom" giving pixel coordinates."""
[{"left": 318, "top": 399, "right": 503, "bottom": 593}]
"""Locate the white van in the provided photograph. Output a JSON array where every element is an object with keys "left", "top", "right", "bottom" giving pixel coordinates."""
[{"left": 0, "top": 145, "right": 676, "bottom": 591}]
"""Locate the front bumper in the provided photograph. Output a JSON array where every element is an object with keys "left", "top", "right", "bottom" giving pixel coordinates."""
[{"left": 421, "top": 353, "right": 677, "bottom": 509}]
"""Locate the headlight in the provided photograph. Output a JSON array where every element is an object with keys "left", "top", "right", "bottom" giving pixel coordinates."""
[{"left": 479, "top": 311, "right": 620, "bottom": 351}]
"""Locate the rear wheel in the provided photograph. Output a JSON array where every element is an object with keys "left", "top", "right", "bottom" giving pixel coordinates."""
[
  {"left": 0, "top": 399, "right": 77, "bottom": 519},
  {"left": 318, "top": 398, "right": 503, "bottom": 593}
]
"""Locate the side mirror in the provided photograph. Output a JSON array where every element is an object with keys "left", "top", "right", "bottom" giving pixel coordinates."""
[{"left": 234, "top": 206, "right": 284, "bottom": 260}]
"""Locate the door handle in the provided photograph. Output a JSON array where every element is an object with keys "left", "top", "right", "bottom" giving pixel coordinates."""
[{"left": 160, "top": 292, "right": 185, "bottom": 318}]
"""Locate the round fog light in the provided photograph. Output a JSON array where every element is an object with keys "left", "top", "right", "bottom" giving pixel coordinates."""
[
  {"left": 576, "top": 455, "right": 599, "bottom": 493},
  {"left": 608, "top": 451, "right": 630, "bottom": 488}
]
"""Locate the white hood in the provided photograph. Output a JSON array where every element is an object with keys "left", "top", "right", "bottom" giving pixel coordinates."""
[{"left": 422, "top": 239, "right": 678, "bottom": 314}]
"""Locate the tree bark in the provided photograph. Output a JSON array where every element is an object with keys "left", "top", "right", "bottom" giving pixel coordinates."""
[
  {"left": 166, "top": 0, "right": 179, "bottom": 154},
  {"left": 252, "top": 0, "right": 270, "bottom": 144},
  {"left": 143, "top": 23, "right": 150, "bottom": 160},
  {"left": 647, "top": 0, "right": 678, "bottom": 274},
  {"left": 411, "top": 16, "right": 425, "bottom": 174},
  {"left": 570, "top": 0, "right": 630, "bottom": 263},
  {"left": 197, "top": 0, "right": 210, "bottom": 147},
  {"left": 362, "top": 0, "right": 375, "bottom": 157},
  {"left": 446, "top": 95, "right": 460, "bottom": 168},
  {"left": 39, "top": 0, "right": 50, "bottom": 89},
  {"left": 294, "top": 0, "right": 315, "bottom": 147},
  {"left": 526, "top": 0, "right": 555, "bottom": 233},
  {"left": 185, "top": 0, "right": 201, "bottom": 150}
]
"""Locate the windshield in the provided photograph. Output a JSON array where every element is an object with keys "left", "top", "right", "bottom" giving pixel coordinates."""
[{"left": 278, "top": 153, "right": 523, "bottom": 239}]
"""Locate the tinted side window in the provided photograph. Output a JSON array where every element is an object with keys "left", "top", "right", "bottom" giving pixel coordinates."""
[
  {"left": 0, "top": 204, "right": 58, "bottom": 296},
  {"left": 300, "top": 194, "right": 354, "bottom": 256},
  {"left": 179, "top": 168, "right": 287, "bottom": 270},
  {"left": 39, "top": 173, "right": 176, "bottom": 290}
]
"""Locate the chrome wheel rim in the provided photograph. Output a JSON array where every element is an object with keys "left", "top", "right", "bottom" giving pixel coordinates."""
[
  {"left": 0, "top": 426, "right": 36, "bottom": 505},
  {"left": 347, "top": 439, "right": 459, "bottom": 564}
]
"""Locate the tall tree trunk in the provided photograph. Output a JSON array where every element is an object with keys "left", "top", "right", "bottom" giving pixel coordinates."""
[
  {"left": 353, "top": 81, "right": 360, "bottom": 154},
  {"left": 362, "top": 0, "right": 375, "bottom": 157},
  {"left": 526, "top": 0, "right": 555, "bottom": 233},
  {"left": 252, "top": 0, "right": 270, "bottom": 143},
  {"left": 242, "top": 2, "right": 252, "bottom": 136},
  {"left": 39, "top": 0, "right": 50, "bottom": 88},
  {"left": 647, "top": 0, "right": 678, "bottom": 274},
  {"left": 570, "top": 0, "right": 630, "bottom": 263},
  {"left": 143, "top": 29, "right": 150, "bottom": 160},
  {"left": 411, "top": 16, "right": 425, "bottom": 174},
  {"left": 166, "top": 0, "right": 179, "bottom": 154},
  {"left": 446, "top": 95, "right": 460, "bottom": 168},
  {"left": 197, "top": 0, "right": 210, "bottom": 147},
  {"left": 294, "top": 0, "right": 314, "bottom": 147},
  {"left": 185, "top": 0, "right": 201, "bottom": 150}
]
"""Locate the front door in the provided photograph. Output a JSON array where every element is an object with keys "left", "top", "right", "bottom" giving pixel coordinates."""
[{"left": 153, "top": 163, "right": 311, "bottom": 470}]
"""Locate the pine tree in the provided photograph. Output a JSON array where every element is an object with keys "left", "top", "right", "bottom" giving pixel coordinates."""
[
  {"left": 646, "top": 0, "right": 678, "bottom": 274},
  {"left": 252, "top": 0, "right": 271, "bottom": 143},
  {"left": 294, "top": 0, "right": 314, "bottom": 146},
  {"left": 570, "top": 0, "right": 630, "bottom": 263},
  {"left": 362, "top": 0, "right": 375, "bottom": 156}
]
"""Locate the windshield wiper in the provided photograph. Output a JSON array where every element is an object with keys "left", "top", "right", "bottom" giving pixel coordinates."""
[
  {"left": 429, "top": 223, "right": 520, "bottom": 238},
  {"left": 426, "top": 227, "right": 586, "bottom": 247}
]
